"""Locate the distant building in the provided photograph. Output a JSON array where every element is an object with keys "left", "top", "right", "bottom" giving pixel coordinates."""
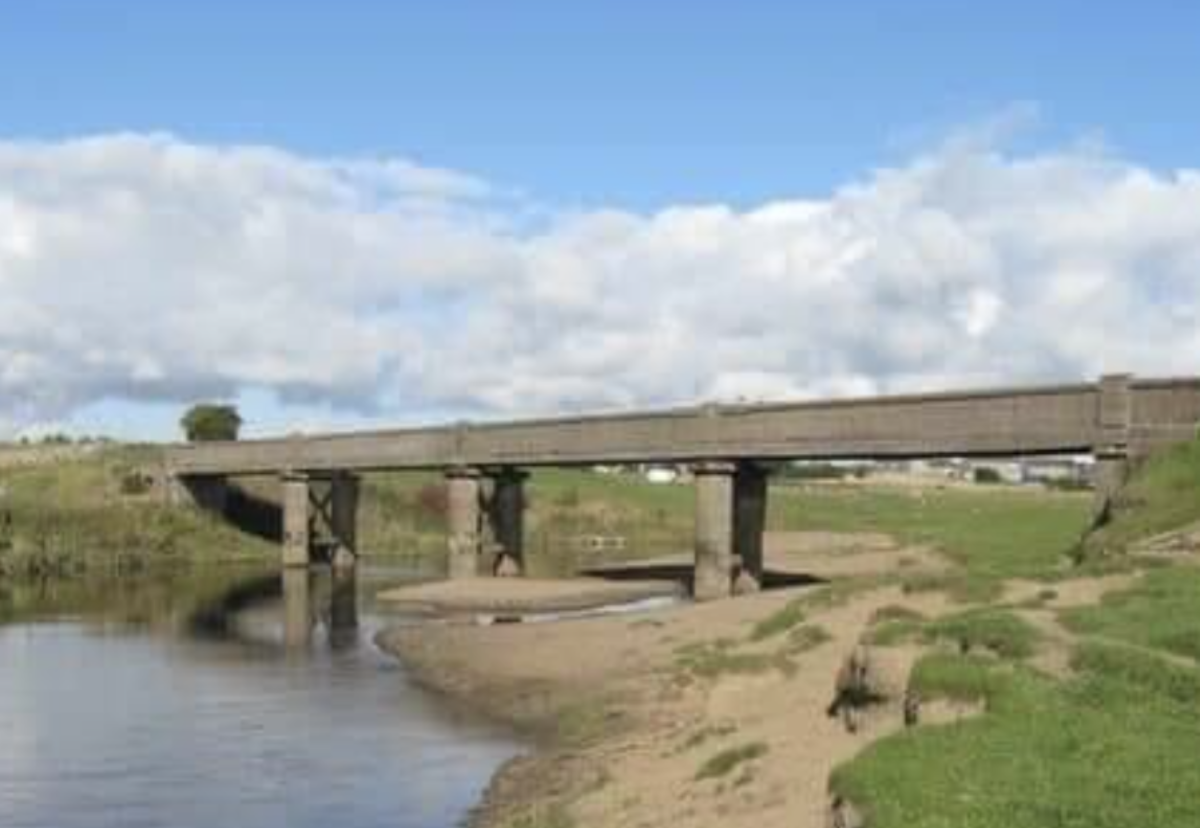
[{"left": 644, "top": 466, "right": 680, "bottom": 485}]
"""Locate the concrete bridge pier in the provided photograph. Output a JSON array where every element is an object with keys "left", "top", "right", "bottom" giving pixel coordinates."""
[
  {"left": 281, "top": 471, "right": 360, "bottom": 568},
  {"left": 486, "top": 468, "right": 527, "bottom": 576},
  {"left": 693, "top": 462, "right": 736, "bottom": 601},
  {"left": 446, "top": 467, "right": 485, "bottom": 579},
  {"left": 327, "top": 472, "right": 360, "bottom": 568},
  {"left": 693, "top": 461, "right": 771, "bottom": 601}
]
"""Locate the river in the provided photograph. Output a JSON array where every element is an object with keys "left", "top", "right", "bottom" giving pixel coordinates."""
[{"left": 0, "top": 564, "right": 522, "bottom": 828}]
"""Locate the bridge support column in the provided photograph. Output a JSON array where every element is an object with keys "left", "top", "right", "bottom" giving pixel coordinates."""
[
  {"left": 170, "top": 474, "right": 229, "bottom": 515},
  {"left": 281, "top": 471, "right": 360, "bottom": 568},
  {"left": 446, "top": 467, "right": 484, "bottom": 579},
  {"left": 1093, "top": 373, "right": 1133, "bottom": 523},
  {"left": 281, "top": 472, "right": 314, "bottom": 567},
  {"left": 733, "top": 463, "right": 768, "bottom": 594},
  {"left": 486, "top": 468, "right": 527, "bottom": 577},
  {"left": 329, "top": 472, "right": 360, "bottom": 569},
  {"left": 693, "top": 462, "right": 736, "bottom": 601}
]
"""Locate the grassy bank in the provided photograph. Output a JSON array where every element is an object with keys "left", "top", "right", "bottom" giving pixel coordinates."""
[
  {"left": 0, "top": 446, "right": 273, "bottom": 577},
  {"left": 829, "top": 437, "right": 1200, "bottom": 827}
]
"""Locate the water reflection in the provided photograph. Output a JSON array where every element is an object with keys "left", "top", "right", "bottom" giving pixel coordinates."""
[
  {"left": 279, "top": 567, "right": 360, "bottom": 652},
  {"left": 0, "top": 563, "right": 521, "bottom": 828}
]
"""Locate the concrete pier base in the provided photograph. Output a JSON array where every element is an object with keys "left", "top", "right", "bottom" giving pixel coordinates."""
[
  {"left": 693, "top": 462, "right": 736, "bottom": 601},
  {"left": 733, "top": 463, "right": 768, "bottom": 593},
  {"left": 487, "top": 468, "right": 527, "bottom": 576},
  {"left": 446, "top": 467, "right": 484, "bottom": 579}
]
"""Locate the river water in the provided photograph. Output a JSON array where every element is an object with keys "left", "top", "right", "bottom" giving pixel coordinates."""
[{"left": 0, "top": 565, "right": 522, "bottom": 828}]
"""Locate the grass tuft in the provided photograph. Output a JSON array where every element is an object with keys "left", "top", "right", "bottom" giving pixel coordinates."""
[{"left": 695, "top": 742, "right": 768, "bottom": 781}]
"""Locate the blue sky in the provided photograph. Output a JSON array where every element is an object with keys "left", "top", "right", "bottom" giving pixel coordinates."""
[
  {"left": 4, "top": 1, "right": 1197, "bottom": 207},
  {"left": 1, "top": 2, "right": 1199, "bottom": 440}
]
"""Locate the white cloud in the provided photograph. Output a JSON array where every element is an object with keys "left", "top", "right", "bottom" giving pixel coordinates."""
[{"left": 1, "top": 130, "right": 1199, "bottom": 437}]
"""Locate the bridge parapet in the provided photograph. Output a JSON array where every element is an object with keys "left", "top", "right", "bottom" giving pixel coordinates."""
[{"left": 163, "top": 376, "right": 1200, "bottom": 477}]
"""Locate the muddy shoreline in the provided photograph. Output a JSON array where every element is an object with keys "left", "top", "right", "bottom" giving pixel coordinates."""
[{"left": 374, "top": 535, "right": 953, "bottom": 828}]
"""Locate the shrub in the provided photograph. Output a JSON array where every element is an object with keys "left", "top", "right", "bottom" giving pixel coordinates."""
[
  {"left": 415, "top": 483, "right": 449, "bottom": 521},
  {"left": 973, "top": 467, "right": 1003, "bottom": 485},
  {"left": 180, "top": 403, "right": 242, "bottom": 442}
]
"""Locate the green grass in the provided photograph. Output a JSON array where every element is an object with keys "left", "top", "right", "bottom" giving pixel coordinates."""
[
  {"left": 749, "top": 599, "right": 808, "bottom": 641},
  {"left": 834, "top": 648, "right": 1200, "bottom": 828},
  {"left": 772, "top": 484, "right": 1092, "bottom": 597},
  {"left": 0, "top": 447, "right": 273, "bottom": 576},
  {"left": 923, "top": 608, "right": 1041, "bottom": 660},
  {"left": 694, "top": 742, "right": 768, "bottom": 781},
  {"left": 824, "top": 441, "right": 1200, "bottom": 827},
  {"left": 907, "top": 652, "right": 1007, "bottom": 703},
  {"left": 1062, "top": 567, "right": 1200, "bottom": 662}
]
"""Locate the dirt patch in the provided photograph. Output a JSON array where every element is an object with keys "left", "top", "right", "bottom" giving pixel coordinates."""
[
  {"left": 764, "top": 531, "right": 946, "bottom": 581},
  {"left": 378, "top": 563, "right": 948, "bottom": 828},
  {"left": 919, "top": 698, "right": 986, "bottom": 727},
  {"left": 1130, "top": 522, "right": 1200, "bottom": 559}
]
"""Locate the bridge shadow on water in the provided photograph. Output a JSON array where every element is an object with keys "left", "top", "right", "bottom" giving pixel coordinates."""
[{"left": 578, "top": 562, "right": 827, "bottom": 593}]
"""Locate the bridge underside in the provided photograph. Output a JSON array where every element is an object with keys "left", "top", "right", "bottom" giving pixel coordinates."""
[{"left": 166, "top": 374, "right": 1200, "bottom": 600}]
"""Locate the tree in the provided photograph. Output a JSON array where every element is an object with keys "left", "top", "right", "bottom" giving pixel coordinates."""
[{"left": 181, "top": 403, "right": 242, "bottom": 442}]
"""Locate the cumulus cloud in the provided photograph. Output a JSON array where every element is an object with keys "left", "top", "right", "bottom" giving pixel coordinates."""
[{"left": 0, "top": 130, "right": 1199, "bottom": 436}]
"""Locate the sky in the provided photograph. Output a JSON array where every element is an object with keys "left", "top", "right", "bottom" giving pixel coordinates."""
[{"left": 1, "top": 1, "right": 1199, "bottom": 440}]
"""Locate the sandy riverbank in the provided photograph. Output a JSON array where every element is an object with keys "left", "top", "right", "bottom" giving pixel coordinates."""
[{"left": 376, "top": 532, "right": 950, "bottom": 828}]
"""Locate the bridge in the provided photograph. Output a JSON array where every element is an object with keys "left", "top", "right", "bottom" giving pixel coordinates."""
[{"left": 164, "top": 374, "right": 1200, "bottom": 600}]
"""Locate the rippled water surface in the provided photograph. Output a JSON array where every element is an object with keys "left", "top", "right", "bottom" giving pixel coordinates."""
[{"left": 0, "top": 566, "right": 520, "bottom": 828}]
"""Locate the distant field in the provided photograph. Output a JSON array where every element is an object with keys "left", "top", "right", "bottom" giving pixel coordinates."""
[{"left": 771, "top": 483, "right": 1094, "bottom": 598}]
